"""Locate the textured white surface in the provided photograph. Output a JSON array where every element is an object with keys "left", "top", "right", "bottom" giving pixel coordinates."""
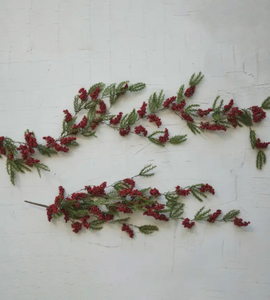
[{"left": 1, "top": 0, "right": 270, "bottom": 299}]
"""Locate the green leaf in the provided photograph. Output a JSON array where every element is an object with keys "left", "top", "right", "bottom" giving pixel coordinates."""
[
  {"left": 256, "top": 150, "right": 266, "bottom": 170},
  {"left": 37, "top": 145, "right": 58, "bottom": 157},
  {"left": 148, "top": 137, "right": 165, "bottom": 147},
  {"left": 194, "top": 206, "right": 211, "bottom": 220},
  {"left": 148, "top": 90, "right": 164, "bottom": 113},
  {"left": 190, "top": 187, "right": 207, "bottom": 202},
  {"left": 169, "top": 202, "right": 184, "bottom": 220},
  {"left": 212, "top": 96, "right": 220, "bottom": 110},
  {"left": 139, "top": 225, "right": 159, "bottom": 235},
  {"left": 165, "top": 192, "right": 179, "bottom": 202},
  {"left": 73, "top": 96, "right": 80, "bottom": 113},
  {"left": 139, "top": 164, "right": 156, "bottom": 177},
  {"left": 169, "top": 135, "right": 187, "bottom": 145},
  {"left": 102, "top": 83, "right": 116, "bottom": 98},
  {"left": 110, "top": 217, "right": 130, "bottom": 224},
  {"left": 187, "top": 122, "right": 202, "bottom": 135},
  {"left": 119, "top": 109, "right": 138, "bottom": 128},
  {"left": 237, "top": 109, "right": 253, "bottom": 127},
  {"left": 261, "top": 96, "right": 270, "bottom": 110},
  {"left": 249, "top": 129, "right": 257, "bottom": 149},
  {"left": 222, "top": 210, "right": 240, "bottom": 222},
  {"left": 189, "top": 72, "right": 204, "bottom": 86},
  {"left": 128, "top": 82, "right": 146, "bottom": 92},
  {"left": 177, "top": 84, "right": 185, "bottom": 103}
]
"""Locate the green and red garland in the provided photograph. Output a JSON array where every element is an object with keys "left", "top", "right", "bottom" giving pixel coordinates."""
[
  {"left": 1, "top": 73, "right": 269, "bottom": 185},
  {"left": 25, "top": 165, "right": 250, "bottom": 237}
]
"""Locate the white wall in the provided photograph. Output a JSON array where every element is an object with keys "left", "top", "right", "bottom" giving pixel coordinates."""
[{"left": 1, "top": 0, "right": 270, "bottom": 299}]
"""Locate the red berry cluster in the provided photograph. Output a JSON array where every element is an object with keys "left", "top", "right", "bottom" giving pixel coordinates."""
[
  {"left": 147, "top": 114, "right": 162, "bottom": 127},
  {"left": 72, "top": 116, "right": 88, "bottom": 131},
  {"left": 90, "top": 86, "right": 100, "bottom": 100},
  {"left": 158, "top": 128, "right": 169, "bottom": 144},
  {"left": 200, "top": 122, "right": 227, "bottom": 131},
  {"left": 119, "top": 126, "right": 131, "bottom": 136},
  {"left": 121, "top": 224, "right": 134, "bottom": 238},
  {"left": 96, "top": 101, "right": 107, "bottom": 114},
  {"left": 234, "top": 217, "right": 250, "bottom": 227},
  {"left": 137, "top": 102, "right": 147, "bottom": 118},
  {"left": 227, "top": 107, "right": 243, "bottom": 128},
  {"left": 71, "top": 222, "right": 83, "bottom": 233},
  {"left": 0, "top": 136, "right": 6, "bottom": 155},
  {"left": 110, "top": 112, "right": 123, "bottom": 125},
  {"left": 43, "top": 136, "right": 69, "bottom": 153},
  {"left": 197, "top": 108, "right": 213, "bottom": 118},
  {"left": 117, "top": 204, "right": 133, "bottom": 214},
  {"left": 135, "top": 125, "right": 148, "bottom": 136},
  {"left": 181, "top": 111, "right": 194, "bottom": 123},
  {"left": 85, "top": 182, "right": 107, "bottom": 196},
  {"left": 63, "top": 110, "right": 73, "bottom": 123},
  {"left": 81, "top": 215, "right": 90, "bottom": 229},
  {"left": 171, "top": 100, "right": 186, "bottom": 111},
  {"left": 175, "top": 186, "right": 191, "bottom": 196},
  {"left": 255, "top": 138, "right": 270, "bottom": 149},
  {"left": 17, "top": 144, "right": 35, "bottom": 160},
  {"left": 150, "top": 188, "right": 161, "bottom": 197},
  {"left": 163, "top": 96, "right": 177, "bottom": 108},
  {"left": 251, "top": 106, "right": 266, "bottom": 122},
  {"left": 143, "top": 208, "right": 169, "bottom": 221},
  {"left": 78, "top": 88, "right": 88, "bottom": 101},
  {"left": 47, "top": 204, "right": 59, "bottom": 222},
  {"left": 24, "top": 132, "right": 38, "bottom": 149},
  {"left": 25, "top": 157, "right": 40, "bottom": 166},
  {"left": 200, "top": 184, "right": 215, "bottom": 195},
  {"left": 207, "top": 209, "right": 221, "bottom": 223},
  {"left": 224, "top": 99, "right": 234, "bottom": 112},
  {"left": 182, "top": 218, "right": 195, "bottom": 228},
  {"left": 60, "top": 136, "right": 77, "bottom": 145},
  {"left": 184, "top": 86, "right": 195, "bottom": 98}
]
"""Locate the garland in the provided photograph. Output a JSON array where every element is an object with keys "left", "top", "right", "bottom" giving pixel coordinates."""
[
  {"left": 1, "top": 73, "right": 269, "bottom": 185},
  {"left": 25, "top": 165, "right": 250, "bottom": 237}
]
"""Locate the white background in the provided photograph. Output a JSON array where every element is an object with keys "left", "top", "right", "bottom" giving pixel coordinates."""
[{"left": 1, "top": 0, "right": 270, "bottom": 299}]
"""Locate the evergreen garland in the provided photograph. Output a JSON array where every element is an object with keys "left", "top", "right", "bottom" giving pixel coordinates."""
[
  {"left": 0, "top": 73, "right": 269, "bottom": 185},
  {"left": 25, "top": 165, "right": 250, "bottom": 238}
]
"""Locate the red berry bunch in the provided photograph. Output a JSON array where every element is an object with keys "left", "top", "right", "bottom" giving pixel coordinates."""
[
  {"left": 63, "top": 110, "right": 73, "bottom": 123},
  {"left": 78, "top": 88, "right": 88, "bottom": 101},
  {"left": 135, "top": 125, "right": 148, "bottom": 136},
  {"left": 171, "top": 100, "right": 186, "bottom": 111},
  {"left": 85, "top": 182, "right": 107, "bottom": 196},
  {"left": 184, "top": 86, "right": 195, "bottom": 98},
  {"left": 251, "top": 106, "right": 266, "bottom": 123},
  {"left": 150, "top": 188, "right": 161, "bottom": 197},
  {"left": 158, "top": 128, "right": 169, "bottom": 144},
  {"left": 163, "top": 96, "right": 177, "bottom": 108},
  {"left": 90, "top": 86, "right": 100, "bottom": 100},
  {"left": 119, "top": 126, "right": 131, "bottom": 136},
  {"left": 255, "top": 138, "right": 270, "bottom": 149},
  {"left": 200, "top": 122, "right": 227, "bottom": 131},
  {"left": 110, "top": 112, "right": 123, "bottom": 125},
  {"left": 137, "top": 102, "right": 147, "bottom": 118},
  {"left": 147, "top": 114, "right": 162, "bottom": 127},
  {"left": 182, "top": 218, "right": 195, "bottom": 228},
  {"left": 207, "top": 209, "right": 222, "bottom": 223},
  {"left": 25, "top": 157, "right": 40, "bottom": 167},
  {"left": 96, "top": 100, "right": 107, "bottom": 114},
  {"left": 0, "top": 136, "right": 6, "bottom": 155},
  {"left": 60, "top": 136, "right": 77, "bottom": 145},
  {"left": 121, "top": 224, "right": 134, "bottom": 238},
  {"left": 71, "top": 222, "right": 83, "bottom": 233},
  {"left": 175, "top": 186, "right": 191, "bottom": 196},
  {"left": 227, "top": 107, "right": 243, "bottom": 128},
  {"left": 224, "top": 99, "right": 234, "bottom": 112},
  {"left": 200, "top": 184, "right": 215, "bottom": 195},
  {"left": 181, "top": 111, "right": 194, "bottom": 123},
  {"left": 197, "top": 108, "right": 213, "bottom": 118},
  {"left": 143, "top": 209, "right": 169, "bottom": 221},
  {"left": 234, "top": 217, "right": 250, "bottom": 227}
]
